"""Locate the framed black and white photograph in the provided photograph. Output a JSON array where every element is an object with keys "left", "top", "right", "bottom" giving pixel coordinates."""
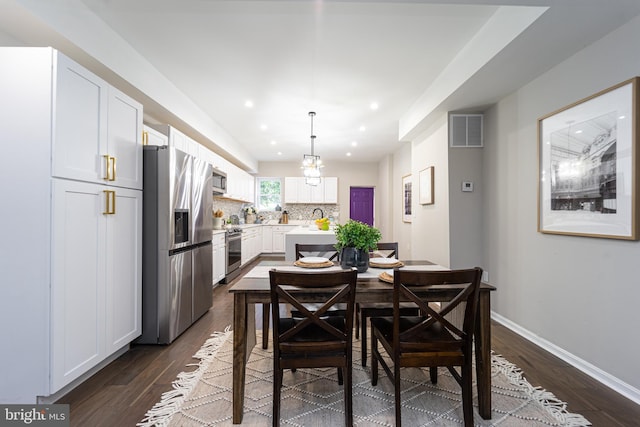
[
  {"left": 538, "top": 77, "right": 639, "bottom": 240},
  {"left": 419, "top": 166, "right": 434, "bottom": 205},
  {"left": 402, "top": 174, "right": 412, "bottom": 223}
]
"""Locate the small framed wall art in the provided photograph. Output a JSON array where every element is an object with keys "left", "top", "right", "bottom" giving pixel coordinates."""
[
  {"left": 402, "top": 174, "right": 412, "bottom": 223},
  {"left": 538, "top": 77, "right": 639, "bottom": 240},
  {"left": 419, "top": 166, "right": 434, "bottom": 205}
]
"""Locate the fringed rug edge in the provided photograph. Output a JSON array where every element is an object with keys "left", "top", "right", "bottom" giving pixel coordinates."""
[
  {"left": 492, "top": 352, "right": 591, "bottom": 426},
  {"left": 136, "top": 325, "right": 232, "bottom": 427}
]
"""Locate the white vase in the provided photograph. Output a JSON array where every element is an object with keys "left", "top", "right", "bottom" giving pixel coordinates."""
[{"left": 212, "top": 217, "right": 223, "bottom": 230}]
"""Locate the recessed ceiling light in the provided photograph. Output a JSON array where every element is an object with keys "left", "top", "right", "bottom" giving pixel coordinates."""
[
  {"left": 575, "top": 130, "right": 583, "bottom": 134},
  {"left": 619, "top": 115, "right": 626, "bottom": 119},
  {"left": 370, "top": 102, "right": 379, "bottom": 110},
  {"left": 346, "top": 152, "right": 352, "bottom": 157},
  {"left": 359, "top": 125, "right": 366, "bottom": 132},
  {"left": 260, "top": 124, "right": 268, "bottom": 131},
  {"left": 277, "top": 151, "right": 282, "bottom": 156},
  {"left": 270, "top": 140, "right": 277, "bottom": 145},
  {"left": 351, "top": 141, "right": 358, "bottom": 147},
  {"left": 244, "top": 100, "right": 254, "bottom": 108}
]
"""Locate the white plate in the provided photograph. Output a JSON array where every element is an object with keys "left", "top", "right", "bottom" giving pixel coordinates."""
[
  {"left": 369, "top": 257, "right": 399, "bottom": 265},
  {"left": 298, "top": 256, "right": 330, "bottom": 264}
]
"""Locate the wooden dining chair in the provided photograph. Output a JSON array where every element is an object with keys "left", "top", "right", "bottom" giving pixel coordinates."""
[
  {"left": 269, "top": 268, "right": 358, "bottom": 427},
  {"left": 369, "top": 267, "right": 483, "bottom": 427},
  {"left": 295, "top": 243, "right": 340, "bottom": 261},
  {"left": 261, "top": 244, "right": 341, "bottom": 349},
  {"left": 355, "top": 242, "right": 420, "bottom": 366}
]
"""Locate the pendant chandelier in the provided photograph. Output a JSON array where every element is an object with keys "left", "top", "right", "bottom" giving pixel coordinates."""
[{"left": 302, "top": 111, "right": 323, "bottom": 186}]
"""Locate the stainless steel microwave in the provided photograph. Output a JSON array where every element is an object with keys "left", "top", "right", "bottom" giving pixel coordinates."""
[{"left": 212, "top": 168, "right": 227, "bottom": 194}]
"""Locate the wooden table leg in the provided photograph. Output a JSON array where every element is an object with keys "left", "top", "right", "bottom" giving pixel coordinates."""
[
  {"left": 475, "top": 290, "right": 492, "bottom": 419},
  {"left": 262, "top": 303, "right": 270, "bottom": 349},
  {"left": 232, "top": 293, "right": 255, "bottom": 424}
]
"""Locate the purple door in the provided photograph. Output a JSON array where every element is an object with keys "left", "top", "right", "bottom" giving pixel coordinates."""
[{"left": 350, "top": 187, "right": 374, "bottom": 225}]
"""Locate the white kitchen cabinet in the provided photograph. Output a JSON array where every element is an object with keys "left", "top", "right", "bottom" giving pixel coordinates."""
[
  {"left": 284, "top": 177, "right": 299, "bottom": 203},
  {"left": 272, "top": 226, "right": 296, "bottom": 252},
  {"left": 225, "top": 164, "right": 255, "bottom": 203},
  {"left": 241, "top": 226, "right": 262, "bottom": 265},
  {"left": 323, "top": 177, "right": 339, "bottom": 203},
  {"left": 51, "top": 180, "right": 142, "bottom": 390},
  {"left": 284, "top": 177, "right": 338, "bottom": 204},
  {"left": 53, "top": 53, "right": 143, "bottom": 190},
  {"left": 143, "top": 124, "right": 168, "bottom": 147},
  {"left": 105, "top": 187, "right": 143, "bottom": 353},
  {"left": 50, "top": 181, "right": 105, "bottom": 391},
  {"left": 212, "top": 233, "right": 226, "bottom": 284},
  {"left": 168, "top": 126, "right": 193, "bottom": 154},
  {"left": 262, "top": 226, "right": 274, "bottom": 253},
  {"left": 0, "top": 47, "right": 143, "bottom": 402}
]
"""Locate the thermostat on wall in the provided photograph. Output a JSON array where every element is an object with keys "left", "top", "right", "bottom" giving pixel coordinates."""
[{"left": 462, "top": 181, "right": 473, "bottom": 192}]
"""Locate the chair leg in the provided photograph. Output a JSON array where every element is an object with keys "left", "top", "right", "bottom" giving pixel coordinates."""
[
  {"left": 273, "top": 365, "right": 282, "bottom": 427},
  {"left": 361, "top": 311, "right": 368, "bottom": 366},
  {"left": 355, "top": 303, "right": 360, "bottom": 339},
  {"left": 371, "top": 332, "right": 378, "bottom": 386},
  {"left": 394, "top": 360, "right": 402, "bottom": 427},
  {"left": 344, "top": 365, "right": 353, "bottom": 426},
  {"left": 430, "top": 366, "right": 438, "bottom": 383},
  {"left": 262, "top": 303, "right": 270, "bottom": 349},
  {"left": 461, "top": 363, "right": 474, "bottom": 427},
  {"left": 337, "top": 367, "right": 343, "bottom": 385}
]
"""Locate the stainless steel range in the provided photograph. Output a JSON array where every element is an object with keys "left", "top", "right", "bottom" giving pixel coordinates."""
[{"left": 222, "top": 227, "right": 243, "bottom": 283}]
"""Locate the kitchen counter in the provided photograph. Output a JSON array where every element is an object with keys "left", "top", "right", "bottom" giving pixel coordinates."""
[
  {"left": 284, "top": 226, "right": 337, "bottom": 261},
  {"left": 285, "top": 225, "right": 336, "bottom": 235}
]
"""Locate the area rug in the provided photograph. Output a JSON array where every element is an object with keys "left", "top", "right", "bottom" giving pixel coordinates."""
[{"left": 138, "top": 328, "right": 591, "bottom": 426}]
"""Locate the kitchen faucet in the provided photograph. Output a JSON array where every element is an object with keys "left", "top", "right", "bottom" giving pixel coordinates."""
[{"left": 312, "top": 208, "right": 324, "bottom": 219}]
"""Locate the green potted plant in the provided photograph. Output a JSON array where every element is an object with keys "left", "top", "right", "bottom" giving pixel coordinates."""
[{"left": 334, "top": 220, "right": 381, "bottom": 272}]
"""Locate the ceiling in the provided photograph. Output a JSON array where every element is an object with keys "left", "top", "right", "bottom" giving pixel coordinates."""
[{"left": 3, "top": 0, "right": 640, "bottom": 171}]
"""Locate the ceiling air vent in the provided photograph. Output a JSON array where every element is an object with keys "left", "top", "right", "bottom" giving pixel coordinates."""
[{"left": 449, "top": 114, "right": 483, "bottom": 147}]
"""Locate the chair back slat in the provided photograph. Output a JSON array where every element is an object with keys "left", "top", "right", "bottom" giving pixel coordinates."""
[
  {"left": 372, "top": 242, "right": 398, "bottom": 258},
  {"left": 269, "top": 269, "right": 357, "bottom": 349},
  {"left": 392, "top": 268, "right": 482, "bottom": 351},
  {"left": 295, "top": 243, "right": 340, "bottom": 261}
]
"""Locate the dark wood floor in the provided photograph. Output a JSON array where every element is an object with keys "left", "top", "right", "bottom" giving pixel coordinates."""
[{"left": 58, "top": 257, "right": 640, "bottom": 426}]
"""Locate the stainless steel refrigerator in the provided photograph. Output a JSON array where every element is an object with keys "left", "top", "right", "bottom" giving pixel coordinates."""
[{"left": 138, "top": 145, "right": 213, "bottom": 344}]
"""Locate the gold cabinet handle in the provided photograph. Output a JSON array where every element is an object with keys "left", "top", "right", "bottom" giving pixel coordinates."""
[
  {"left": 103, "top": 190, "right": 116, "bottom": 215},
  {"left": 103, "top": 155, "right": 116, "bottom": 181},
  {"left": 111, "top": 156, "right": 117, "bottom": 181},
  {"left": 103, "top": 155, "right": 111, "bottom": 181},
  {"left": 142, "top": 131, "right": 148, "bottom": 145}
]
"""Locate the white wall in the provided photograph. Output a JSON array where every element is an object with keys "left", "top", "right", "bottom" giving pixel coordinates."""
[
  {"left": 376, "top": 157, "right": 393, "bottom": 243},
  {"left": 392, "top": 143, "right": 414, "bottom": 257},
  {"left": 392, "top": 11, "right": 640, "bottom": 403},
  {"left": 483, "top": 13, "right": 640, "bottom": 399},
  {"left": 410, "top": 116, "right": 452, "bottom": 267}
]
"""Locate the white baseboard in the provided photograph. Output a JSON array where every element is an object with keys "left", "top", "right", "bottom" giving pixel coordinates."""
[{"left": 491, "top": 311, "right": 640, "bottom": 406}]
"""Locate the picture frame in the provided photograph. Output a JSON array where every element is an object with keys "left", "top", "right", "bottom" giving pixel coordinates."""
[
  {"left": 419, "top": 166, "right": 434, "bottom": 205},
  {"left": 402, "top": 174, "right": 412, "bottom": 223},
  {"left": 538, "top": 77, "right": 639, "bottom": 240}
]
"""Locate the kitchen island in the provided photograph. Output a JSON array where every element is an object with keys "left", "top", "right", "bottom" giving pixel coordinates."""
[{"left": 284, "top": 226, "right": 337, "bottom": 261}]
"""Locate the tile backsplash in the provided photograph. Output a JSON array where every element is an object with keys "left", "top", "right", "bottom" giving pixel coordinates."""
[{"left": 212, "top": 198, "right": 341, "bottom": 224}]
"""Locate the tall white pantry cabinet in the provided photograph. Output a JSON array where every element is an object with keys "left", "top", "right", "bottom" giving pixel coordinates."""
[{"left": 0, "top": 47, "right": 143, "bottom": 402}]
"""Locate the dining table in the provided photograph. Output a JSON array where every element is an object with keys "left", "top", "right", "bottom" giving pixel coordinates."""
[{"left": 228, "top": 259, "right": 496, "bottom": 424}]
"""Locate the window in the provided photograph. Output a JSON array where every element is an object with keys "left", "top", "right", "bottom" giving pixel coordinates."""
[{"left": 256, "top": 177, "right": 282, "bottom": 211}]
